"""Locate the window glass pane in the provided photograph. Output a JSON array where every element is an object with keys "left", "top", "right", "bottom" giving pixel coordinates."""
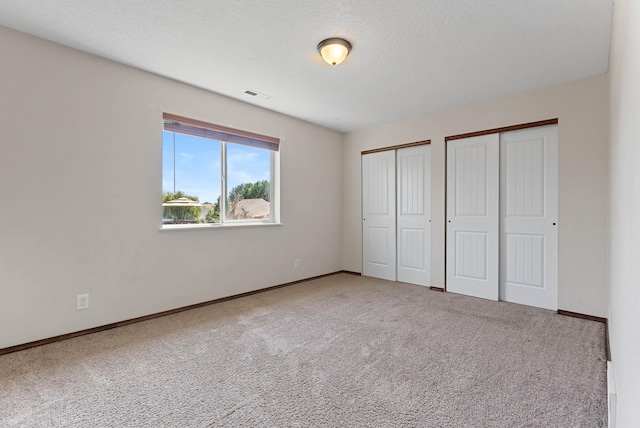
[
  {"left": 162, "top": 131, "right": 222, "bottom": 224},
  {"left": 226, "top": 143, "right": 271, "bottom": 221}
]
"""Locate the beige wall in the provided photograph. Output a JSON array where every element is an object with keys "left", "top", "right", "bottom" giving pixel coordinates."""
[
  {"left": 343, "top": 74, "right": 609, "bottom": 317},
  {"left": 0, "top": 21, "right": 614, "bottom": 359},
  {"left": 608, "top": 0, "right": 640, "bottom": 424},
  {"left": 0, "top": 27, "right": 343, "bottom": 349}
]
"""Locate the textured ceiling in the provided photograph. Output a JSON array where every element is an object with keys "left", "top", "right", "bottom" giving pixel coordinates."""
[{"left": 0, "top": 0, "right": 613, "bottom": 132}]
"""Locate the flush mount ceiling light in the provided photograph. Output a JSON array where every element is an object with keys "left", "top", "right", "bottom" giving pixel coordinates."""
[{"left": 317, "top": 38, "right": 352, "bottom": 66}]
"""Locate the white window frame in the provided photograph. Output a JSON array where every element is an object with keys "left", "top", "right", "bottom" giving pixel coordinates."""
[{"left": 161, "top": 113, "right": 280, "bottom": 230}]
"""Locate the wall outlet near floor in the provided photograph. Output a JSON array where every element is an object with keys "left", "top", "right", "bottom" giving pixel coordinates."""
[
  {"left": 77, "top": 294, "right": 89, "bottom": 310},
  {"left": 294, "top": 259, "right": 300, "bottom": 269}
]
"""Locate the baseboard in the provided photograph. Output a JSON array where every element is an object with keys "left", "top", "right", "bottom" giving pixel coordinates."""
[
  {"left": 0, "top": 270, "right": 354, "bottom": 356},
  {"left": 558, "top": 309, "right": 611, "bottom": 361},
  {"left": 557, "top": 309, "right": 607, "bottom": 323},
  {"left": 341, "top": 270, "right": 362, "bottom": 276},
  {"left": 429, "top": 286, "right": 445, "bottom": 292},
  {"left": 608, "top": 361, "right": 617, "bottom": 428},
  {"left": 605, "top": 319, "right": 611, "bottom": 361}
]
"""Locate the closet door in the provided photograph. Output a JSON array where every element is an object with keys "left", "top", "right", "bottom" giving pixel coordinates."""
[
  {"left": 362, "top": 151, "right": 396, "bottom": 281},
  {"left": 397, "top": 145, "right": 431, "bottom": 286},
  {"left": 446, "top": 134, "right": 500, "bottom": 300},
  {"left": 500, "top": 125, "right": 558, "bottom": 310}
]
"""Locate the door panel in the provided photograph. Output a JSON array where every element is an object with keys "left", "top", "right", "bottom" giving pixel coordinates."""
[
  {"left": 369, "top": 227, "right": 391, "bottom": 265},
  {"left": 447, "top": 134, "right": 499, "bottom": 300},
  {"left": 505, "top": 234, "right": 545, "bottom": 287},
  {"left": 455, "top": 144, "right": 487, "bottom": 217},
  {"left": 500, "top": 126, "right": 557, "bottom": 310},
  {"left": 362, "top": 151, "right": 396, "bottom": 281},
  {"left": 455, "top": 231, "right": 488, "bottom": 280},
  {"left": 397, "top": 145, "right": 431, "bottom": 286}
]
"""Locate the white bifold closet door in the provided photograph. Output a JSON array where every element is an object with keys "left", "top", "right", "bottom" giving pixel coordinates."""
[
  {"left": 500, "top": 126, "right": 558, "bottom": 310},
  {"left": 446, "top": 134, "right": 500, "bottom": 300},
  {"left": 397, "top": 145, "right": 431, "bottom": 286},
  {"left": 362, "top": 145, "right": 431, "bottom": 286},
  {"left": 362, "top": 150, "right": 396, "bottom": 281}
]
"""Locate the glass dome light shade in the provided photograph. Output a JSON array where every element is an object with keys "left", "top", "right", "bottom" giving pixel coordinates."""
[{"left": 317, "top": 38, "right": 352, "bottom": 66}]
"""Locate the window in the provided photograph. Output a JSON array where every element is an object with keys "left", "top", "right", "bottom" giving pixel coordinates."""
[{"left": 162, "top": 113, "right": 279, "bottom": 227}]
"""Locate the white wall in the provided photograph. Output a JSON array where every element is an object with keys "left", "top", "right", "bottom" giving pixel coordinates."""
[
  {"left": 0, "top": 27, "right": 343, "bottom": 349},
  {"left": 343, "top": 75, "right": 609, "bottom": 317},
  {"left": 608, "top": 0, "right": 640, "bottom": 424}
]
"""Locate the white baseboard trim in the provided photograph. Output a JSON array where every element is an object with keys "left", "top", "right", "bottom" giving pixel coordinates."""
[{"left": 608, "top": 361, "right": 617, "bottom": 428}]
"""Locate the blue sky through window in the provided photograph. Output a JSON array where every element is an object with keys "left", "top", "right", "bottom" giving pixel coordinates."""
[{"left": 162, "top": 131, "right": 270, "bottom": 204}]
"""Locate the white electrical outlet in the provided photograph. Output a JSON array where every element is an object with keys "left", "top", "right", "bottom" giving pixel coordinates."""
[
  {"left": 77, "top": 294, "right": 89, "bottom": 310},
  {"left": 294, "top": 259, "right": 300, "bottom": 269}
]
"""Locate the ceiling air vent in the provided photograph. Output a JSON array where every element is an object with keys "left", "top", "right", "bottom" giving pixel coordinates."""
[{"left": 244, "top": 89, "right": 272, "bottom": 100}]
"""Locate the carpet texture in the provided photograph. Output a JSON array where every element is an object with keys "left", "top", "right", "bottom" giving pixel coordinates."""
[{"left": 0, "top": 274, "right": 607, "bottom": 427}]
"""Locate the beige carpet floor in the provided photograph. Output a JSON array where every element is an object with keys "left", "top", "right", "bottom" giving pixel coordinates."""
[{"left": 0, "top": 273, "right": 607, "bottom": 427}]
